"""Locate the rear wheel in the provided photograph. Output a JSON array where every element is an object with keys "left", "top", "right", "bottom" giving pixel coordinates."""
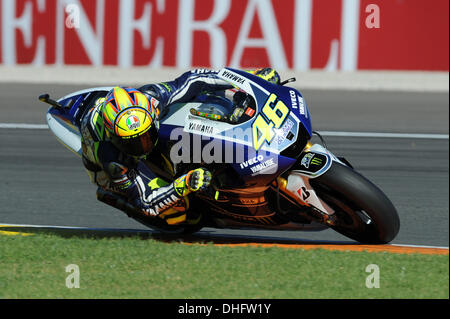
[{"left": 310, "top": 163, "right": 400, "bottom": 244}]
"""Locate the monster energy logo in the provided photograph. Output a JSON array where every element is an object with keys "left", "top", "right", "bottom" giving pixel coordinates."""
[{"left": 301, "top": 153, "right": 323, "bottom": 169}]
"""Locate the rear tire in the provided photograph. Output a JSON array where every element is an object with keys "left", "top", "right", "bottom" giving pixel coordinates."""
[{"left": 310, "top": 163, "right": 400, "bottom": 244}]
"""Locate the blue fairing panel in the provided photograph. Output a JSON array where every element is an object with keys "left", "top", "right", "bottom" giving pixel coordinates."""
[
  {"left": 158, "top": 123, "right": 297, "bottom": 187},
  {"left": 224, "top": 68, "right": 313, "bottom": 139}
]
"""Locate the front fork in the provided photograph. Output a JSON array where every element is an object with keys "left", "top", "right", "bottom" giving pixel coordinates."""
[{"left": 274, "top": 143, "right": 349, "bottom": 226}]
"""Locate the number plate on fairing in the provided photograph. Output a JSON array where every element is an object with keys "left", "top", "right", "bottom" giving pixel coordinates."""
[{"left": 217, "top": 68, "right": 306, "bottom": 154}]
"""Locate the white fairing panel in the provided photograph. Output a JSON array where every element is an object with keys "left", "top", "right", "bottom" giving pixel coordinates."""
[
  {"left": 46, "top": 87, "right": 111, "bottom": 157},
  {"left": 46, "top": 112, "right": 82, "bottom": 156}
]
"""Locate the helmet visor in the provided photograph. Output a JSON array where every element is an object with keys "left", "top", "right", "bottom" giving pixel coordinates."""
[{"left": 111, "top": 124, "right": 159, "bottom": 157}]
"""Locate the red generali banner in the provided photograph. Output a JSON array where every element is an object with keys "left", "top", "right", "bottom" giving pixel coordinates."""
[{"left": 0, "top": 0, "right": 448, "bottom": 71}]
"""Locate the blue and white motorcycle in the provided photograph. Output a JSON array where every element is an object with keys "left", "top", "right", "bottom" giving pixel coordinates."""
[{"left": 41, "top": 68, "right": 400, "bottom": 244}]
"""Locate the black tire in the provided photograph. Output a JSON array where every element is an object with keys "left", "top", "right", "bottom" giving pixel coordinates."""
[{"left": 310, "top": 162, "right": 400, "bottom": 244}]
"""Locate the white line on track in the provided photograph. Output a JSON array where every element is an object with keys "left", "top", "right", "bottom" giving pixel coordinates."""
[
  {"left": 0, "top": 222, "right": 149, "bottom": 233},
  {"left": 0, "top": 222, "right": 448, "bottom": 250},
  {"left": 0, "top": 123, "right": 49, "bottom": 129},
  {"left": 1, "top": 123, "right": 449, "bottom": 139},
  {"left": 317, "top": 131, "right": 449, "bottom": 140}
]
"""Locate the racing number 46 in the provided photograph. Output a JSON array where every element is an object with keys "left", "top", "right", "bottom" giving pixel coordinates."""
[{"left": 252, "top": 93, "right": 290, "bottom": 150}]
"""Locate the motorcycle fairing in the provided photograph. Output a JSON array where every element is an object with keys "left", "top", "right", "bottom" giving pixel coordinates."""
[
  {"left": 161, "top": 68, "right": 311, "bottom": 156},
  {"left": 157, "top": 122, "right": 298, "bottom": 187},
  {"left": 217, "top": 68, "right": 312, "bottom": 140},
  {"left": 46, "top": 112, "right": 82, "bottom": 156},
  {"left": 158, "top": 68, "right": 315, "bottom": 187},
  {"left": 46, "top": 87, "right": 112, "bottom": 156}
]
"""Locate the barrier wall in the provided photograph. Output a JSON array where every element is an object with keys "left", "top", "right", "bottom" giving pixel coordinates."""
[{"left": 0, "top": 0, "right": 448, "bottom": 71}]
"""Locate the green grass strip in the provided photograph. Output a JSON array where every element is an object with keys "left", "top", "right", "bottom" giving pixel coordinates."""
[{"left": 0, "top": 232, "right": 448, "bottom": 299}]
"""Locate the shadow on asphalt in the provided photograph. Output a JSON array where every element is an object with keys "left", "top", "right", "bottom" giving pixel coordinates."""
[{"left": 0, "top": 225, "right": 358, "bottom": 246}]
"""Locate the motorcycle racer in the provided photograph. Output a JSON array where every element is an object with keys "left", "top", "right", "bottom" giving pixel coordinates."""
[{"left": 80, "top": 68, "right": 280, "bottom": 225}]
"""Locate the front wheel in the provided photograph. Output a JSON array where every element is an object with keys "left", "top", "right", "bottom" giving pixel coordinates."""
[{"left": 310, "top": 163, "right": 400, "bottom": 244}]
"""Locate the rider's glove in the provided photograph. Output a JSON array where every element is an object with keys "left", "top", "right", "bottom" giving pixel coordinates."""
[
  {"left": 173, "top": 168, "right": 212, "bottom": 197},
  {"left": 106, "top": 162, "right": 133, "bottom": 191},
  {"left": 250, "top": 68, "right": 281, "bottom": 85}
]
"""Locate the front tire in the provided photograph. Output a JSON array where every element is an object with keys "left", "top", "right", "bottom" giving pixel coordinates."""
[{"left": 310, "top": 163, "right": 400, "bottom": 244}]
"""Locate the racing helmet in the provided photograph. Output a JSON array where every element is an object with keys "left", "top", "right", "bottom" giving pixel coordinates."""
[
  {"left": 249, "top": 68, "right": 281, "bottom": 85},
  {"left": 102, "top": 86, "right": 159, "bottom": 157}
]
